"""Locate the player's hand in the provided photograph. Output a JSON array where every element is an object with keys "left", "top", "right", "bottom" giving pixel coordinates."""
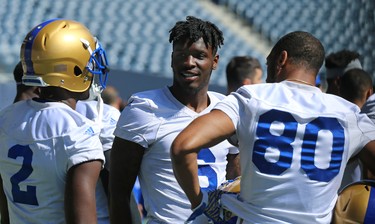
[
  {"left": 185, "top": 190, "right": 209, "bottom": 223},
  {"left": 185, "top": 190, "right": 227, "bottom": 224}
]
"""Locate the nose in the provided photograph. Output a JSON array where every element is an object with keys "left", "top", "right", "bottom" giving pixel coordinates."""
[{"left": 184, "top": 55, "right": 196, "bottom": 67}]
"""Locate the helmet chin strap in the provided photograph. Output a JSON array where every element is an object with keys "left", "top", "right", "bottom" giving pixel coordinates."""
[
  {"left": 95, "top": 94, "right": 104, "bottom": 128},
  {"left": 80, "top": 37, "right": 106, "bottom": 129},
  {"left": 84, "top": 82, "right": 103, "bottom": 126}
]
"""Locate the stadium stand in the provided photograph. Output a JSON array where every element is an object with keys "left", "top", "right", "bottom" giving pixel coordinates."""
[
  {"left": 211, "top": 0, "right": 375, "bottom": 85},
  {"left": 0, "top": 0, "right": 265, "bottom": 87},
  {"left": 0, "top": 0, "right": 374, "bottom": 110}
]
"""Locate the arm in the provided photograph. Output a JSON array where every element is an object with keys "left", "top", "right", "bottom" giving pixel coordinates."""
[
  {"left": 109, "top": 137, "right": 144, "bottom": 224},
  {"left": 99, "top": 150, "right": 111, "bottom": 197},
  {"left": 226, "top": 153, "right": 241, "bottom": 180},
  {"left": 359, "top": 140, "right": 375, "bottom": 177},
  {"left": 0, "top": 175, "right": 9, "bottom": 224},
  {"left": 171, "top": 109, "right": 235, "bottom": 209},
  {"left": 65, "top": 160, "right": 102, "bottom": 224}
]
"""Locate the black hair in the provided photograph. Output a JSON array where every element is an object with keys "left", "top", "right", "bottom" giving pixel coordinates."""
[
  {"left": 270, "top": 31, "right": 325, "bottom": 74},
  {"left": 339, "top": 68, "right": 373, "bottom": 102},
  {"left": 325, "top": 50, "right": 361, "bottom": 69},
  {"left": 169, "top": 16, "right": 224, "bottom": 54},
  {"left": 13, "top": 61, "right": 23, "bottom": 83},
  {"left": 13, "top": 61, "right": 34, "bottom": 90},
  {"left": 226, "top": 56, "right": 262, "bottom": 84}
]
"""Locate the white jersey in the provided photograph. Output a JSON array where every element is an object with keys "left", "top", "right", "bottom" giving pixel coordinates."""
[
  {"left": 114, "top": 86, "right": 238, "bottom": 224},
  {"left": 0, "top": 99, "right": 104, "bottom": 224},
  {"left": 215, "top": 81, "right": 375, "bottom": 224},
  {"left": 338, "top": 94, "right": 375, "bottom": 192},
  {"left": 76, "top": 100, "right": 120, "bottom": 152},
  {"left": 76, "top": 100, "right": 120, "bottom": 224}
]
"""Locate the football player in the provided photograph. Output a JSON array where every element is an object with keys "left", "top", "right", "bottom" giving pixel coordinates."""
[
  {"left": 171, "top": 31, "right": 375, "bottom": 223},
  {"left": 0, "top": 19, "right": 108, "bottom": 223},
  {"left": 109, "top": 16, "right": 240, "bottom": 224}
]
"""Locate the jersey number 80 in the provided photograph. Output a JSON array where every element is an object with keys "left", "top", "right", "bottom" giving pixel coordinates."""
[{"left": 252, "top": 109, "right": 345, "bottom": 182}]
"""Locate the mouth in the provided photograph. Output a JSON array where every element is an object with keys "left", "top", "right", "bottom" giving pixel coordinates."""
[
  {"left": 180, "top": 72, "right": 199, "bottom": 82},
  {"left": 181, "top": 73, "right": 198, "bottom": 78}
]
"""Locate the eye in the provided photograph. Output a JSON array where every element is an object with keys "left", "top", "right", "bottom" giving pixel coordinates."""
[
  {"left": 174, "top": 52, "right": 187, "bottom": 58},
  {"left": 197, "top": 53, "right": 206, "bottom": 59}
]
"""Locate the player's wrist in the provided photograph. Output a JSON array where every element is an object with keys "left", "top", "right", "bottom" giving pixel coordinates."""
[{"left": 191, "top": 190, "right": 208, "bottom": 210}]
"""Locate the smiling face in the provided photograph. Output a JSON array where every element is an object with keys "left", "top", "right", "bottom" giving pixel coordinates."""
[{"left": 171, "top": 37, "right": 218, "bottom": 95}]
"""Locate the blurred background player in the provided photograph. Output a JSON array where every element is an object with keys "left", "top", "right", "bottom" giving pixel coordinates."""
[
  {"left": 101, "top": 85, "right": 126, "bottom": 111},
  {"left": 0, "top": 19, "right": 108, "bottom": 223},
  {"left": 225, "top": 56, "right": 263, "bottom": 95},
  {"left": 171, "top": 31, "right": 375, "bottom": 223},
  {"left": 12, "top": 61, "right": 40, "bottom": 103},
  {"left": 76, "top": 88, "right": 142, "bottom": 223},
  {"left": 362, "top": 87, "right": 375, "bottom": 125},
  {"left": 109, "top": 16, "right": 240, "bottom": 224},
  {"left": 324, "top": 50, "right": 366, "bottom": 191},
  {"left": 339, "top": 68, "right": 373, "bottom": 109},
  {"left": 324, "top": 50, "right": 362, "bottom": 95},
  {"left": 338, "top": 68, "right": 374, "bottom": 188}
]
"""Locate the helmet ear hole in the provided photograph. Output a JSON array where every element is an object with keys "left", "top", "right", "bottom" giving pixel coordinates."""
[{"left": 74, "top": 66, "right": 82, "bottom": 76}]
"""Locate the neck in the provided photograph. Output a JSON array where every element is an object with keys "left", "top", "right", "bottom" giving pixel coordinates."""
[
  {"left": 286, "top": 78, "right": 314, "bottom": 86},
  {"left": 169, "top": 86, "right": 210, "bottom": 113}
]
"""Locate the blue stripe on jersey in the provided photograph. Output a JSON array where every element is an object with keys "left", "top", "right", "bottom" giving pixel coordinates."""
[
  {"left": 364, "top": 186, "right": 375, "bottom": 223},
  {"left": 23, "top": 18, "right": 61, "bottom": 75}
]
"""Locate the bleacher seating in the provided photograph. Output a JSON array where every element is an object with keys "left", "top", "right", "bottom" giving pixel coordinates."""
[
  {"left": 0, "top": 0, "right": 262, "bottom": 87},
  {"left": 212, "top": 0, "right": 375, "bottom": 83},
  {"left": 2, "top": 0, "right": 372, "bottom": 86}
]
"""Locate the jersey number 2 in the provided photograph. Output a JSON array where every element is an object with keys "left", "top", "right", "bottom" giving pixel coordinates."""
[
  {"left": 8, "top": 145, "right": 38, "bottom": 205},
  {"left": 253, "top": 109, "right": 345, "bottom": 182}
]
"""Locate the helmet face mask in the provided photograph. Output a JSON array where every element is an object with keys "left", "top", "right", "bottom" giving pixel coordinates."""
[
  {"left": 83, "top": 38, "right": 109, "bottom": 100},
  {"left": 20, "top": 19, "right": 109, "bottom": 93}
]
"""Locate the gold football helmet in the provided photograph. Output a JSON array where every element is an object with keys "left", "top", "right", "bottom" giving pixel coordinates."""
[
  {"left": 20, "top": 18, "right": 109, "bottom": 93},
  {"left": 332, "top": 180, "right": 375, "bottom": 224},
  {"left": 219, "top": 176, "right": 241, "bottom": 193}
]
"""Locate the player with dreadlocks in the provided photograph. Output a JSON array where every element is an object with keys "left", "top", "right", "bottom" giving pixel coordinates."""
[{"left": 109, "top": 16, "right": 240, "bottom": 223}]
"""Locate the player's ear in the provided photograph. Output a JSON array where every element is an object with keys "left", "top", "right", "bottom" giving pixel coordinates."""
[
  {"left": 365, "top": 88, "right": 373, "bottom": 101},
  {"left": 212, "top": 54, "right": 219, "bottom": 70},
  {"left": 278, "top": 50, "right": 287, "bottom": 67}
]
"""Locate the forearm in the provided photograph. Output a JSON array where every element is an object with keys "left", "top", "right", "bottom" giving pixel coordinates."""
[
  {"left": 172, "top": 151, "right": 202, "bottom": 209},
  {"left": 172, "top": 111, "right": 236, "bottom": 208},
  {"left": 109, "top": 195, "right": 132, "bottom": 224},
  {"left": 65, "top": 188, "right": 97, "bottom": 224},
  {"left": 109, "top": 138, "right": 143, "bottom": 223},
  {"left": 109, "top": 171, "right": 133, "bottom": 224}
]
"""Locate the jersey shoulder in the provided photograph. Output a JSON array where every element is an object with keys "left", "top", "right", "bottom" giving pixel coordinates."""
[{"left": 2, "top": 100, "right": 98, "bottom": 141}]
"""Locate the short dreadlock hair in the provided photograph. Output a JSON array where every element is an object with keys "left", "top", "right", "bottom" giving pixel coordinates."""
[{"left": 169, "top": 16, "right": 224, "bottom": 54}]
